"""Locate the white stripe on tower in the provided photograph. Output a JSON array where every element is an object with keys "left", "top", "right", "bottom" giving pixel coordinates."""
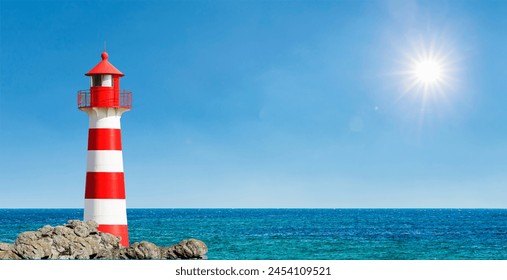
[
  {"left": 87, "top": 151, "right": 124, "bottom": 172},
  {"left": 88, "top": 109, "right": 122, "bottom": 129},
  {"left": 84, "top": 199, "right": 128, "bottom": 224}
]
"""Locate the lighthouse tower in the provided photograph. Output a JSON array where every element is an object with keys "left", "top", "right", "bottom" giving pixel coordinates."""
[{"left": 77, "top": 51, "right": 132, "bottom": 247}]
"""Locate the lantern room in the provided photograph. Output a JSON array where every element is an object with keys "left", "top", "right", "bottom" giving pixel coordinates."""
[{"left": 78, "top": 51, "right": 132, "bottom": 110}]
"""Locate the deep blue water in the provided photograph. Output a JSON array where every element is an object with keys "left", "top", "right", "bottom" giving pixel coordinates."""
[{"left": 0, "top": 209, "right": 506, "bottom": 259}]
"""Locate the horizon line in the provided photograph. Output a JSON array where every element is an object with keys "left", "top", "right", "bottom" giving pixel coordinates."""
[{"left": 1, "top": 207, "right": 506, "bottom": 210}]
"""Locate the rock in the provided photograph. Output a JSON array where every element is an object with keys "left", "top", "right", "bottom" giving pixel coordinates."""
[
  {"left": 66, "top": 220, "right": 82, "bottom": 229},
  {"left": 0, "top": 221, "right": 207, "bottom": 260},
  {"left": 85, "top": 220, "right": 99, "bottom": 234},
  {"left": 69, "top": 237, "right": 93, "bottom": 259},
  {"left": 0, "top": 242, "right": 21, "bottom": 259},
  {"left": 38, "top": 225, "right": 54, "bottom": 237},
  {"left": 184, "top": 239, "right": 208, "bottom": 257},
  {"left": 124, "top": 241, "right": 161, "bottom": 259},
  {"left": 84, "top": 235, "right": 101, "bottom": 255},
  {"left": 85, "top": 220, "right": 98, "bottom": 229},
  {"left": 54, "top": 225, "right": 74, "bottom": 237},
  {"left": 51, "top": 238, "right": 67, "bottom": 258},
  {"left": 161, "top": 239, "right": 208, "bottom": 259},
  {"left": 0, "top": 242, "right": 14, "bottom": 252},
  {"left": 15, "top": 231, "right": 41, "bottom": 245},
  {"left": 0, "top": 250, "right": 21, "bottom": 259},
  {"left": 14, "top": 242, "right": 45, "bottom": 259},
  {"left": 74, "top": 225, "right": 90, "bottom": 238},
  {"left": 95, "top": 248, "right": 117, "bottom": 259},
  {"left": 100, "top": 233, "right": 120, "bottom": 251}
]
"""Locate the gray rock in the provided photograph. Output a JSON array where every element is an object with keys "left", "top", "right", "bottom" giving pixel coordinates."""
[
  {"left": 74, "top": 225, "right": 90, "bottom": 238},
  {"left": 15, "top": 231, "right": 41, "bottom": 245},
  {"left": 124, "top": 241, "right": 161, "bottom": 259},
  {"left": 161, "top": 239, "right": 208, "bottom": 259},
  {"left": 38, "top": 225, "right": 54, "bottom": 237},
  {"left": 66, "top": 220, "right": 82, "bottom": 229},
  {"left": 0, "top": 250, "right": 21, "bottom": 259},
  {"left": 38, "top": 237, "right": 53, "bottom": 257},
  {"left": 85, "top": 220, "right": 99, "bottom": 234},
  {"left": 0, "top": 242, "right": 20, "bottom": 259},
  {"left": 84, "top": 235, "right": 102, "bottom": 255},
  {"left": 100, "top": 233, "right": 120, "bottom": 250},
  {"left": 69, "top": 237, "right": 93, "bottom": 259},
  {"left": 14, "top": 242, "right": 44, "bottom": 259},
  {"left": 52, "top": 235, "right": 71, "bottom": 254},
  {"left": 54, "top": 225, "right": 74, "bottom": 237},
  {"left": 0, "top": 242, "right": 14, "bottom": 252},
  {"left": 50, "top": 235, "right": 71, "bottom": 259},
  {"left": 95, "top": 248, "right": 118, "bottom": 259}
]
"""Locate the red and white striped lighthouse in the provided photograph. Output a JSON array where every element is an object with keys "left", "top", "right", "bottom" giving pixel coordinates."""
[{"left": 77, "top": 51, "right": 132, "bottom": 247}]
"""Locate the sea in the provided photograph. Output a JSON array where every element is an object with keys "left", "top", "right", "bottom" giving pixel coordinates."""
[{"left": 0, "top": 208, "right": 506, "bottom": 260}]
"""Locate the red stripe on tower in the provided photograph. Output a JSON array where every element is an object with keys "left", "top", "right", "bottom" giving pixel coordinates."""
[
  {"left": 88, "top": 129, "right": 122, "bottom": 150},
  {"left": 78, "top": 51, "right": 132, "bottom": 247},
  {"left": 85, "top": 172, "right": 126, "bottom": 199}
]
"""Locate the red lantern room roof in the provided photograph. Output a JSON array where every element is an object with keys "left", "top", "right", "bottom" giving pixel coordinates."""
[{"left": 85, "top": 51, "right": 124, "bottom": 76}]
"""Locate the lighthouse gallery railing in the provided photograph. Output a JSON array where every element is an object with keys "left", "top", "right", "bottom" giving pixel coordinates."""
[{"left": 77, "top": 90, "right": 132, "bottom": 109}]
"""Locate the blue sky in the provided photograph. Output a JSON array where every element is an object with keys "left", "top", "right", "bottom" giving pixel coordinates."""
[{"left": 1, "top": 0, "right": 506, "bottom": 208}]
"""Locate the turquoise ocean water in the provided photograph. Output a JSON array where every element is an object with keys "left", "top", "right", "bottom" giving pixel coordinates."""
[{"left": 0, "top": 208, "right": 506, "bottom": 259}]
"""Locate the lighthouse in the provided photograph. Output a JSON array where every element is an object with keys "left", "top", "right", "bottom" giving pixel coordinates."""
[{"left": 77, "top": 51, "right": 132, "bottom": 247}]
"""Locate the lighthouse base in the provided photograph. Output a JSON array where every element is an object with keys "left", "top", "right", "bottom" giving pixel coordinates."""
[{"left": 97, "top": 224, "right": 129, "bottom": 247}]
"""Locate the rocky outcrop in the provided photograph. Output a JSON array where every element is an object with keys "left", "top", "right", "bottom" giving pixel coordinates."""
[{"left": 0, "top": 220, "right": 207, "bottom": 260}]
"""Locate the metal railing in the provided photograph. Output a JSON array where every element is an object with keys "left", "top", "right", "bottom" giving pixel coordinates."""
[
  {"left": 77, "top": 90, "right": 132, "bottom": 109},
  {"left": 119, "top": 90, "right": 132, "bottom": 109},
  {"left": 77, "top": 90, "right": 91, "bottom": 108}
]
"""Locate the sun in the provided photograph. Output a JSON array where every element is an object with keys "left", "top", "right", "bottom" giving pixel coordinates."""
[
  {"left": 388, "top": 36, "right": 462, "bottom": 125},
  {"left": 413, "top": 59, "right": 443, "bottom": 85},
  {"left": 400, "top": 43, "right": 455, "bottom": 97},
  {"left": 406, "top": 53, "right": 450, "bottom": 93}
]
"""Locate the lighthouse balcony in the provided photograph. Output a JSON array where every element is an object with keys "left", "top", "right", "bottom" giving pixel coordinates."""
[{"left": 78, "top": 90, "right": 132, "bottom": 109}]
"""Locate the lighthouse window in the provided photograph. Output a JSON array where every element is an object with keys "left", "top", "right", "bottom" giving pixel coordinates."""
[
  {"left": 91, "top": 75, "right": 102, "bottom": 87},
  {"left": 102, "top": 75, "right": 112, "bottom": 87},
  {"left": 90, "top": 75, "right": 113, "bottom": 87},
  {"left": 90, "top": 75, "right": 102, "bottom": 87}
]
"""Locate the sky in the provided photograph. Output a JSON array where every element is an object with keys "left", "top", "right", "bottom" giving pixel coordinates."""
[{"left": 1, "top": 0, "right": 507, "bottom": 208}]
